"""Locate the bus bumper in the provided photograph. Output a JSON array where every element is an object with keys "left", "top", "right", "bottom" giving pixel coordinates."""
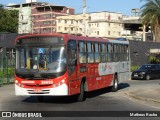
[{"left": 15, "top": 84, "right": 68, "bottom": 96}]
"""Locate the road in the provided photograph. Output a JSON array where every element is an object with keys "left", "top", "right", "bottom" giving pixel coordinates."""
[{"left": 0, "top": 79, "right": 160, "bottom": 120}]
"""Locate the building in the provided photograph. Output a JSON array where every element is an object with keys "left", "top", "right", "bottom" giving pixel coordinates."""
[
  {"left": 31, "top": 3, "right": 74, "bottom": 34},
  {"left": 57, "top": 11, "right": 123, "bottom": 39},
  {"left": 57, "top": 14, "right": 89, "bottom": 35},
  {"left": 7, "top": 1, "right": 74, "bottom": 34}
]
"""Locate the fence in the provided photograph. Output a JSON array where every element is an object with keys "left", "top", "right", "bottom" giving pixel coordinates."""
[{"left": 0, "top": 48, "right": 15, "bottom": 86}]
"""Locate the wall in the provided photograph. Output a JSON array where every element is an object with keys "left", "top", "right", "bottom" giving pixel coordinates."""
[{"left": 129, "top": 40, "right": 160, "bottom": 66}]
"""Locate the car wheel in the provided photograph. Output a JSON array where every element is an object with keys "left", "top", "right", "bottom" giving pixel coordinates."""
[{"left": 146, "top": 74, "right": 150, "bottom": 80}]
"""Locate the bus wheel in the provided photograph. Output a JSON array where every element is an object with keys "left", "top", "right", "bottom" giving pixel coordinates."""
[
  {"left": 37, "top": 96, "right": 43, "bottom": 102},
  {"left": 111, "top": 75, "right": 118, "bottom": 92},
  {"left": 77, "top": 81, "right": 86, "bottom": 102}
]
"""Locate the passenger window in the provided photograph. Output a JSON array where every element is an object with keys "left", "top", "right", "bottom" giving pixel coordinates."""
[
  {"left": 94, "top": 43, "right": 100, "bottom": 62},
  {"left": 79, "top": 41, "right": 87, "bottom": 63},
  {"left": 101, "top": 43, "right": 106, "bottom": 62},
  {"left": 87, "top": 42, "right": 94, "bottom": 63}
]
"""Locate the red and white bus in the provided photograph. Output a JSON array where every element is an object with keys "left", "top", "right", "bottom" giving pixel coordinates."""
[{"left": 15, "top": 33, "right": 130, "bottom": 101}]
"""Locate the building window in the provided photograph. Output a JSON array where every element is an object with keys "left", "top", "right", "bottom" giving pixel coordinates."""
[
  {"left": 108, "top": 15, "right": 111, "bottom": 20},
  {"left": 53, "top": 21, "right": 56, "bottom": 24},
  {"left": 52, "top": 14, "right": 55, "bottom": 18},
  {"left": 71, "top": 20, "right": 73, "bottom": 24},
  {"left": 43, "top": 14, "right": 51, "bottom": 18},
  {"left": 71, "top": 27, "right": 73, "bottom": 31},
  {"left": 58, "top": 19, "right": 62, "bottom": 23},
  {"left": 67, "top": 9, "right": 69, "bottom": 14},
  {"left": 108, "top": 31, "right": 110, "bottom": 35},
  {"left": 97, "top": 31, "right": 99, "bottom": 35},
  {"left": 43, "top": 21, "right": 51, "bottom": 25},
  {"left": 52, "top": 28, "right": 55, "bottom": 32},
  {"left": 43, "top": 28, "right": 51, "bottom": 32},
  {"left": 108, "top": 23, "right": 110, "bottom": 27},
  {"left": 58, "top": 26, "right": 61, "bottom": 30}
]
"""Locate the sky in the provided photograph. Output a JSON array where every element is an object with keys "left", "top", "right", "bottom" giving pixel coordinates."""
[{"left": 2, "top": 0, "right": 146, "bottom": 15}]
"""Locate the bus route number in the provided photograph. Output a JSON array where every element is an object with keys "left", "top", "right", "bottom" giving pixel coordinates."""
[{"left": 41, "top": 81, "right": 53, "bottom": 85}]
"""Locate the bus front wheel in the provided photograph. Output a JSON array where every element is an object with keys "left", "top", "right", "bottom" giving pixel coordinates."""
[{"left": 77, "top": 81, "right": 86, "bottom": 102}]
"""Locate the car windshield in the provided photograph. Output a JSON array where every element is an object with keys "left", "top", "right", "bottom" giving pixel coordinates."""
[
  {"left": 16, "top": 46, "right": 66, "bottom": 73},
  {"left": 138, "top": 65, "right": 152, "bottom": 70}
]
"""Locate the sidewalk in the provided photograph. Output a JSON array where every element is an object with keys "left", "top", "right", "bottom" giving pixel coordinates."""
[{"left": 125, "top": 85, "right": 160, "bottom": 105}]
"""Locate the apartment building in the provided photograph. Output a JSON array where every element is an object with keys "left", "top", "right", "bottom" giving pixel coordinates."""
[
  {"left": 57, "top": 11, "right": 123, "bottom": 38},
  {"left": 31, "top": 3, "right": 74, "bottom": 34},
  {"left": 57, "top": 14, "right": 90, "bottom": 35},
  {"left": 7, "top": 0, "right": 74, "bottom": 34}
]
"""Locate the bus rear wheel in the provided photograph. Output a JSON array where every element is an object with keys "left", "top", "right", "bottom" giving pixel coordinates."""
[
  {"left": 77, "top": 81, "right": 86, "bottom": 102},
  {"left": 111, "top": 75, "right": 118, "bottom": 92}
]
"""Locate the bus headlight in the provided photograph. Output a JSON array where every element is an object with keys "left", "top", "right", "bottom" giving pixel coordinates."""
[
  {"left": 15, "top": 80, "right": 18, "bottom": 84},
  {"left": 52, "top": 79, "right": 66, "bottom": 88}
]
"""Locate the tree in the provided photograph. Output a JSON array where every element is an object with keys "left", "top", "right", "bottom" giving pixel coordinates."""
[
  {"left": 0, "top": 4, "right": 18, "bottom": 33},
  {"left": 141, "top": 0, "right": 160, "bottom": 42}
]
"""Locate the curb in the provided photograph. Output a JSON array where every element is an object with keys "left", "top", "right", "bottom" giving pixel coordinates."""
[{"left": 125, "top": 92, "right": 160, "bottom": 104}]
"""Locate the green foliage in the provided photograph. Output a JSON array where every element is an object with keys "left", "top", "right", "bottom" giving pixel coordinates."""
[
  {"left": 0, "top": 4, "right": 18, "bottom": 33},
  {"left": 131, "top": 66, "right": 139, "bottom": 72},
  {"left": 149, "top": 56, "right": 160, "bottom": 64},
  {"left": 141, "top": 0, "right": 160, "bottom": 41},
  {"left": 0, "top": 68, "right": 15, "bottom": 78}
]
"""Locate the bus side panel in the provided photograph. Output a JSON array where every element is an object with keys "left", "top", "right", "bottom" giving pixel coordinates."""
[
  {"left": 87, "top": 77, "right": 98, "bottom": 91},
  {"left": 68, "top": 80, "right": 81, "bottom": 95},
  {"left": 102, "top": 74, "right": 114, "bottom": 88}
]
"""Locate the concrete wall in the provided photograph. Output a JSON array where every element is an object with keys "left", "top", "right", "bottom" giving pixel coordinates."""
[{"left": 129, "top": 40, "right": 160, "bottom": 66}]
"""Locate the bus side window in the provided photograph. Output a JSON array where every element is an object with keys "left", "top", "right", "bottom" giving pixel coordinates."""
[
  {"left": 101, "top": 43, "right": 106, "bottom": 62},
  {"left": 68, "top": 40, "right": 77, "bottom": 65},
  {"left": 94, "top": 43, "right": 100, "bottom": 63},
  {"left": 68, "top": 40, "right": 77, "bottom": 75},
  {"left": 87, "top": 42, "right": 94, "bottom": 63},
  {"left": 79, "top": 41, "right": 87, "bottom": 63},
  {"left": 108, "top": 43, "right": 112, "bottom": 62}
]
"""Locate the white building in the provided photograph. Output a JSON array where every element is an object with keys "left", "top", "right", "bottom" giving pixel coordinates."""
[{"left": 57, "top": 11, "right": 123, "bottom": 39}]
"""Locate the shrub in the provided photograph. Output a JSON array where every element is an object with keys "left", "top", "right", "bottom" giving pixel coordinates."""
[
  {"left": 0, "top": 68, "right": 15, "bottom": 78},
  {"left": 131, "top": 66, "right": 139, "bottom": 72}
]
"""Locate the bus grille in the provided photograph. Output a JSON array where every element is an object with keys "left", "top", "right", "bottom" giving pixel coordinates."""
[{"left": 27, "top": 89, "right": 50, "bottom": 94}]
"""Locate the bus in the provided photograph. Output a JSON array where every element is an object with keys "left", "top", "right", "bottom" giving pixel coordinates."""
[{"left": 15, "top": 33, "right": 130, "bottom": 102}]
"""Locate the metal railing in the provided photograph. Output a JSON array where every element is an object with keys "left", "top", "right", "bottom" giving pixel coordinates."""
[{"left": 0, "top": 48, "right": 15, "bottom": 86}]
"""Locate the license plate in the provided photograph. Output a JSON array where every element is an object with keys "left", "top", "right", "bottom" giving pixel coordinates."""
[
  {"left": 34, "top": 89, "right": 42, "bottom": 93},
  {"left": 134, "top": 74, "right": 138, "bottom": 77}
]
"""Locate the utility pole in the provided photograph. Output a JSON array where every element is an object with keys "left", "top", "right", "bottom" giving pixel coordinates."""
[{"left": 83, "top": 0, "right": 86, "bottom": 36}]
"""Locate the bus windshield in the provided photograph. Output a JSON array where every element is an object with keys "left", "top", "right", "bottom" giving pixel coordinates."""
[{"left": 16, "top": 46, "right": 66, "bottom": 74}]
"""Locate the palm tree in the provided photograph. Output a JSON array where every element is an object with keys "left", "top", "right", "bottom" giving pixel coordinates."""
[{"left": 141, "top": 0, "right": 160, "bottom": 42}]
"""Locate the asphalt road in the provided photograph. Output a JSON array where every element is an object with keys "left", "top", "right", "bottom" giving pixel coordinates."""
[{"left": 0, "top": 79, "right": 160, "bottom": 120}]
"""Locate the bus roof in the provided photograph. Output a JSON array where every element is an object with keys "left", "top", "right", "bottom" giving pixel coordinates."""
[{"left": 15, "top": 33, "right": 129, "bottom": 45}]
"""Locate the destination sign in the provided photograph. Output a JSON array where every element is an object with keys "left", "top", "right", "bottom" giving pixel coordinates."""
[{"left": 16, "top": 36, "right": 64, "bottom": 45}]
